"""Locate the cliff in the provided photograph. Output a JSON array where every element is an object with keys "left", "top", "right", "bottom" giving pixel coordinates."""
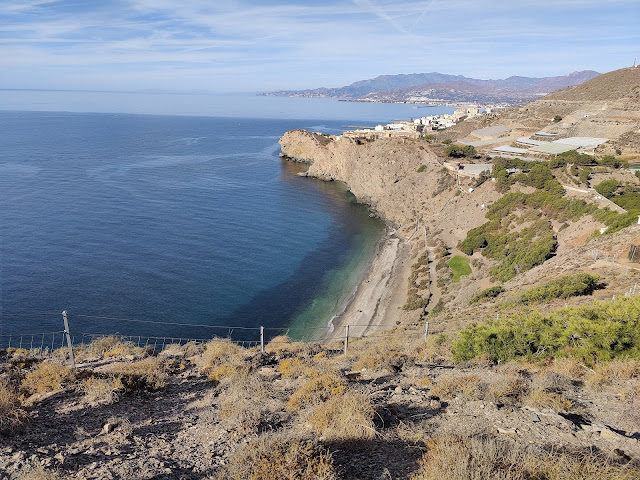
[{"left": 279, "top": 130, "right": 501, "bottom": 234}]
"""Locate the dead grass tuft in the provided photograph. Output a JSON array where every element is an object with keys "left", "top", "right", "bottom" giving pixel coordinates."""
[
  {"left": 73, "top": 336, "right": 147, "bottom": 361},
  {"left": 13, "top": 465, "right": 61, "bottom": 480},
  {"left": 110, "top": 357, "right": 168, "bottom": 390},
  {"left": 213, "top": 434, "right": 337, "bottom": 480},
  {"left": 265, "top": 335, "right": 306, "bottom": 356},
  {"left": 411, "top": 435, "right": 640, "bottom": 480},
  {"left": 430, "top": 374, "right": 481, "bottom": 400},
  {"left": 79, "top": 375, "right": 123, "bottom": 405},
  {"left": 525, "top": 389, "right": 574, "bottom": 411},
  {"left": 0, "top": 381, "right": 30, "bottom": 435},
  {"left": 196, "top": 339, "right": 249, "bottom": 382},
  {"left": 308, "top": 391, "right": 376, "bottom": 440},
  {"left": 216, "top": 375, "right": 281, "bottom": 438},
  {"left": 485, "top": 376, "right": 527, "bottom": 405},
  {"left": 20, "top": 361, "right": 75, "bottom": 396},
  {"left": 286, "top": 373, "right": 345, "bottom": 411},
  {"left": 586, "top": 358, "right": 640, "bottom": 388}
]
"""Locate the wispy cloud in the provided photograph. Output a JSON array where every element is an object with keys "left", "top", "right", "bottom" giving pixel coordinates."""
[{"left": 1, "top": 0, "right": 638, "bottom": 91}]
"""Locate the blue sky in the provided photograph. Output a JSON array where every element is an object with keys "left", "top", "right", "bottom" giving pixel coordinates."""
[{"left": 1, "top": 0, "right": 639, "bottom": 92}]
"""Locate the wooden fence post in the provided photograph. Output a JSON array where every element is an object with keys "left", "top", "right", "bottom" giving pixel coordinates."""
[
  {"left": 343, "top": 325, "right": 350, "bottom": 355},
  {"left": 62, "top": 310, "right": 75, "bottom": 369},
  {"left": 424, "top": 321, "right": 430, "bottom": 341},
  {"left": 260, "top": 326, "right": 265, "bottom": 353}
]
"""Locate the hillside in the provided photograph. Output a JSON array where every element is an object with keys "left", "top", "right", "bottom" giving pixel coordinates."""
[{"left": 441, "top": 67, "right": 640, "bottom": 153}]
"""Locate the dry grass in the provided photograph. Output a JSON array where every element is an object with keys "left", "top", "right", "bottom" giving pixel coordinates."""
[
  {"left": 485, "top": 376, "right": 527, "bottom": 405},
  {"left": 286, "top": 373, "right": 345, "bottom": 411},
  {"left": 350, "top": 336, "right": 406, "bottom": 373},
  {"left": 0, "top": 382, "right": 30, "bottom": 435},
  {"left": 586, "top": 358, "right": 640, "bottom": 388},
  {"left": 214, "top": 373, "right": 285, "bottom": 439},
  {"left": 12, "top": 466, "right": 60, "bottom": 480},
  {"left": 212, "top": 434, "right": 337, "bottom": 480},
  {"left": 79, "top": 375, "right": 123, "bottom": 405},
  {"left": 265, "top": 335, "right": 306, "bottom": 356},
  {"left": 525, "top": 389, "right": 574, "bottom": 411},
  {"left": 308, "top": 391, "right": 376, "bottom": 440},
  {"left": 543, "top": 357, "right": 591, "bottom": 379},
  {"left": 20, "top": 361, "right": 75, "bottom": 396},
  {"left": 73, "top": 336, "right": 146, "bottom": 361},
  {"left": 197, "top": 339, "right": 249, "bottom": 381},
  {"left": 430, "top": 374, "right": 481, "bottom": 400},
  {"left": 110, "top": 357, "right": 168, "bottom": 390},
  {"left": 410, "top": 435, "right": 640, "bottom": 480}
]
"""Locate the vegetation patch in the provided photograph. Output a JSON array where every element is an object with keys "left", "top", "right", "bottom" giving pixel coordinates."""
[
  {"left": 20, "top": 361, "right": 75, "bottom": 396},
  {"left": 0, "top": 382, "right": 29, "bottom": 435},
  {"left": 452, "top": 296, "right": 640, "bottom": 365},
  {"left": 517, "top": 273, "right": 600, "bottom": 304},
  {"left": 403, "top": 251, "right": 431, "bottom": 310},
  {"left": 447, "top": 255, "right": 471, "bottom": 283},
  {"left": 444, "top": 143, "right": 476, "bottom": 158},
  {"left": 215, "top": 436, "right": 336, "bottom": 480},
  {"left": 470, "top": 286, "right": 503, "bottom": 303},
  {"left": 308, "top": 391, "right": 376, "bottom": 440},
  {"left": 410, "top": 435, "right": 640, "bottom": 480}
]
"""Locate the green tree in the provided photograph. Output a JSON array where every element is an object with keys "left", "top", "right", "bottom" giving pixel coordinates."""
[
  {"left": 594, "top": 179, "right": 620, "bottom": 199},
  {"left": 444, "top": 143, "right": 476, "bottom": 158}
]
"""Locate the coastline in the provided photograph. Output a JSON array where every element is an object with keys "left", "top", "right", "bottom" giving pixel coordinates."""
[{"left": 324, "top": 231, "right": 411, "bottom": 342}]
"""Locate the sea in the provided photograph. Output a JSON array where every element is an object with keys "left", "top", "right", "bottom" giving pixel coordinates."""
[{"left": 0, "top": 90, "right": 452, "bottom": 346}]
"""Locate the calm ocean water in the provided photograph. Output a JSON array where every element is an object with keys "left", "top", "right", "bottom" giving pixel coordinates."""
[{"left": 0, "top": 91, "right": 452, "bottom": 344}]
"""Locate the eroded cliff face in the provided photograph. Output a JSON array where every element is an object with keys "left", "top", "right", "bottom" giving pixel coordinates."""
[
  {"left": 279, "top": 129, "right": 501, "bottom": 236},
  {"left": 280, "top": 130, "right": 441, "bottom": 227}
]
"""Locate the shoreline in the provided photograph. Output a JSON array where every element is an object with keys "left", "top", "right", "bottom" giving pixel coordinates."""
[{"left": 324, "top": 231, "right": 410, "bottom": 342}]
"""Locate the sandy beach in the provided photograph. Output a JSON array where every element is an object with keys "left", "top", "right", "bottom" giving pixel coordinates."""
[{"left": 325, "top": 234, "right": 411, "bottom": 341}]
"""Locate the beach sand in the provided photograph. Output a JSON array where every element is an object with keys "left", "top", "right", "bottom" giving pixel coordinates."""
[{"left": 326, "top": 234, "right": 411, "bottom": 341}]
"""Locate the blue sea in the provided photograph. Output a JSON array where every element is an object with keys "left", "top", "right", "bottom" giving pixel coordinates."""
[{"left": 0, "top": 90, "right": 452, "bottom": 346}]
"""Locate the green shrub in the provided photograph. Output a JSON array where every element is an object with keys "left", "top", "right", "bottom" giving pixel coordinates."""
[
  {"left": 470, "top": 286, "right": 503, "bottom": 304},
  {"left": 417, "top": 164, "right": 426, "bottom": 173},
  {"left": 594, "top": 179, "right": 620, "bottom": 199},
  {"left": 598, "top": 155, "right": 627, "bottom": 168},
  {"left": 518, "top": 273, "right": 600, "bottom": 304},
  {"left": 452, "top": 296, "right": 640, "bottom": 365},
  {"left": 612, "top": 192, "right": 640, "bottom": 211},
  {"left": 553, "top": 115, "right": 562, "bottom": 122},
  {"left": 444, "top": 143, "right": 476, "bottom": 158}
]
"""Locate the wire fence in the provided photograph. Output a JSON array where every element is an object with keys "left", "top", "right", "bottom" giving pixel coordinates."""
[{"left": 0, "top": 311, "right": 428, "bottom": 360}]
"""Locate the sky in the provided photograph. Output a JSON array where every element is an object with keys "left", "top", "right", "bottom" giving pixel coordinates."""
[{"left": 1, "top": 0, "right": 639, "bottom": 93}]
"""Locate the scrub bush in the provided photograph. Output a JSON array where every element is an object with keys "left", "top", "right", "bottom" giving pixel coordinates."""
[{"left": 452, "top": 296, "right": 640, "bottom": 365}]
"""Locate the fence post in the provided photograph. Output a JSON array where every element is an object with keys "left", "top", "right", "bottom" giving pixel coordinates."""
[
  {"left": 343, "top": 325, "right": 350, "bottom": 355},
  {"left": 260, "top": 326, "right": 265, "bottom": 353},
  {"left": 424, "top": 321, "right": 430, "bottom": 341},
  {"left": 62, "top": 310, "right": 76, "bottom": 369}
]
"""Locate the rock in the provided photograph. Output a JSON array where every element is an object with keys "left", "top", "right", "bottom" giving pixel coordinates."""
[
  {"left": 103, "top": 422, "right": 118, "bottom": 434},
  {"left": 430, "top": 399, "right": 442, "bottom": 410},
  {"left": 530, "top": 413, "right": 540, "bottom": 422},
  {"left": 496, "top": 427, "right": 518, "bottom": 435},
  {"left": 600, "top": 428, "right": 623, "bottom": 440},
  {"left": 54, "top": 452, "right": 64, "bottom": 464},
  {"left": 581, "top": 423, "right": 602, "bottom": 433},
  {"left": 394, "top": 386, "right": 403, "bottom": 394},
  {"left": 344, "top": 371, "right": 361, "bottom": 381}
]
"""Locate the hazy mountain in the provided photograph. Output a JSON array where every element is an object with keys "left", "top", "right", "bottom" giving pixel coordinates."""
[{"left": 264, "top": 71, "right": 601, "bottom": 104}]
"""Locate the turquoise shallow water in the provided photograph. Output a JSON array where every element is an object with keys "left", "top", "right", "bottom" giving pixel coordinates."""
[{"left": 0, "top": 92, "right": 452, "bottom": 344}]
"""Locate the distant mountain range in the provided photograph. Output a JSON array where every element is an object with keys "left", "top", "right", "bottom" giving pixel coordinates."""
[{"left": 263, "top": 71, "right": 601, "bottom": 105}]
